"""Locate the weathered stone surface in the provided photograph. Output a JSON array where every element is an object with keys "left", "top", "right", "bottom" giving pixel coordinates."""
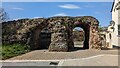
[
  {"left": 48, "top": 20, "right": 68, "bottom": 52},
  {"left": 89, "top": 24, "right": 102, "bottom": 50},
  {"left": 2, "top": 16, "right": 101, "bottom": 52}
]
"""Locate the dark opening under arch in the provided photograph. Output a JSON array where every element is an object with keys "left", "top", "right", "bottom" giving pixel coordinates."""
[{"left": 39, "top": 28, "right": 51, "bottom": 49}]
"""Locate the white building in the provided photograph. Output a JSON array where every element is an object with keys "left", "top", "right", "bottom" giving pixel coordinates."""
[{"left": 106, "top": 0, "right": 120, "bottom": 48}]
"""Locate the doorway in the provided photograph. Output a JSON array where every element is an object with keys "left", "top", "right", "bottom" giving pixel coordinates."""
[{"left": 39, "top": 28, "right": 51, "bottom": 49}]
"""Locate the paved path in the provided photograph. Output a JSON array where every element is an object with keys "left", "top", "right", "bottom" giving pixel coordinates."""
[
  {"left": 59, "top": 54, "right": 118, "bottom": 66},
  {"left": 6, "top": 49, "right": 118, "bottom": 60},
  {"left": 1, "top": 54, "right": 119, "bottom": 67},
  {"left": 1, "top": 50, "right": 119, "bottom": 67}
]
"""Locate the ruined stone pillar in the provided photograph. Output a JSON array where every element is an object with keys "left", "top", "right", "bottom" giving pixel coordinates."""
[
  {"left": 48, "top": 21, "right": 68, "bottom": 52},
  {"left": 89, "top": 25, "right": 102, "bottom": 50},
  {"left": 66, "top": 24, "right": 74, "bottom": 50}
]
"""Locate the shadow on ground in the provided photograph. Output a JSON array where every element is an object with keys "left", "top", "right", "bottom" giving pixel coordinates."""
[{"left": 68, "top": 47, "right": 87, "bottom": 52}]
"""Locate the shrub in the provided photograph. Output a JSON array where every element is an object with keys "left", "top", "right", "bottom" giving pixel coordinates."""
[{"left": 1, "top": 43, "right": 31, "bottom": 60}]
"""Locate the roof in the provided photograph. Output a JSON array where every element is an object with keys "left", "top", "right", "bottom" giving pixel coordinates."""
[
  {"left": 111, "top": 0, "right": 120, "bottom": 12},
  {"left": 111, "top": 0, "right": 115, "bottom": 12}
]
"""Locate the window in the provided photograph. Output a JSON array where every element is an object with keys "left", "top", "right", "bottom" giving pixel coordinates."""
[
  {"left": 118, "top": 25, "right": 120, "bottom": 35},
  {"left": 109, "top": 34, "right": 111, "bottom": 39}
]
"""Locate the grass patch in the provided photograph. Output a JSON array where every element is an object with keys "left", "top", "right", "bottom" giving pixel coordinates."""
[{"left": 1, "top": 43, "right": 31, "bottom": 60}]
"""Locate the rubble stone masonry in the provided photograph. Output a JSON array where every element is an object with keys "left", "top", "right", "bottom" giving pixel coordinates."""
[{"left": 2, "top": 16, "right": 102, "bottom": 51}]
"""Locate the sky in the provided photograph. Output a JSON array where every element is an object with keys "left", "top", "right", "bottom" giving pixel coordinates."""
[{"left": 2, "top": 2, "right": 113, "bottom": 27}]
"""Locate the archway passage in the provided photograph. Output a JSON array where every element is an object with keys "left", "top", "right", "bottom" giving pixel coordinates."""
[
  {"left": 73, "top": 21, "right": 90, "bottom": 50},
  {"left": 73, "top": 27, "right": 85, "bottom": 50}
]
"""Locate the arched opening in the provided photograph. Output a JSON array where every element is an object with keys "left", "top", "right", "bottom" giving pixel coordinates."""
[
  {"left": 73, "top": 27, "right": 85, "bottom": 50},
  {"left": 30, "top": 27, "right": 52, "bottom": 50},
  {"left": 73, "top": 21, "right": 90, "bottom": 50},
  {"left": 39, "top": 28, "right": 51, "bottom": 49}
]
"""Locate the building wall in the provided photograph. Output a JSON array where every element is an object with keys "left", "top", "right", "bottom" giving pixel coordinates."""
[
  {"left": 118, "top": 7, "right": 120, "bottom": 46},
  {"left": 106, "top": 0, "right": 120, "bottom": 48},
  {"left": 111, "top": 0, "right": 120, "bottom": 47},
  {"left": 106, "top": 32, "right": 110, "bottom": 48},
  {"left": 111, "top": 7, "right": 118, "bottom": 47},
  {"left": 106, "top": 25, "right": 113, "bottom": 48}
]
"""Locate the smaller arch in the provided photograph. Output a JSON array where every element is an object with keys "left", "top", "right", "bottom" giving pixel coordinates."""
[
  {"left": 73, "top": 27, "right": 85, "bottom": 50},
  {"left": 73, "top": 22, "right": 90, "bottom": 49}
]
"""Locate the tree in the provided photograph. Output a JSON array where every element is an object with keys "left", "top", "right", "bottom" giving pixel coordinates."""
[
  {"left": 0, "top": 8, "right": 9, "bottom": 22},
  {"left": 98, "top": 26, "right": 107, "bottom": 32}
]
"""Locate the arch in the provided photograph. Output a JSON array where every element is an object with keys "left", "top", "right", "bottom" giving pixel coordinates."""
[
  {"left": 73, "top": 23, "right": 90, "bottom": 49},
  {"left": 28, "top": 20, "right": 49, "bottom": 50},
  {"left": 73, "top": 27, "right": 85, "bottom": 49}
]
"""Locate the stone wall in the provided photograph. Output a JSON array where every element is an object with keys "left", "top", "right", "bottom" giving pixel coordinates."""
[
  {"left": 2, "top": 16, "right": 102, "bottom": 51},
  {"left": 2, "top": 18, "right": 46, "bottom": 45},
  {"left": 48, "top": 20, "right": 68, "bottom": 52},
  {"left": 89, "top": 25, "right": 102, "bottom": 49}
]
